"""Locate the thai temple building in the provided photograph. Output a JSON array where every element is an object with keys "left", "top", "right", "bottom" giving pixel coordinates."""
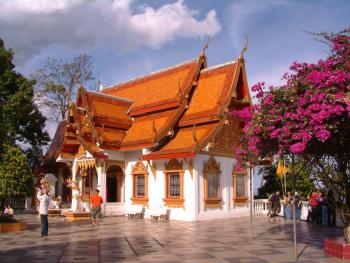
[{"left": 45, "top": 45, "right": 252, "bottom": 221}]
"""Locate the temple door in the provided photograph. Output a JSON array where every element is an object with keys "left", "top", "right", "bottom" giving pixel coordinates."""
[{"left": 106, "top": 165, "right": 124, "bottom": 203}]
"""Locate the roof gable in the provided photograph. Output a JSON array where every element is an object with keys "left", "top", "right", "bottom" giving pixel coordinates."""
[{"left": 101, "top": 58, "right": 203, "bottom": 115}]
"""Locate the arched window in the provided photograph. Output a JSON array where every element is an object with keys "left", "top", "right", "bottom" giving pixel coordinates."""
[
  {"left": 232, "top": 166, "right": 248, "bottom": 204},
  {"left": 163, "top": 159, "right": 184, "bottom": 208},
  {"left": 131, "top": 160, "right": 149, "bottom": 205},
  {"left": 203, "top": 156, "right": 222, "bottom": 208}
]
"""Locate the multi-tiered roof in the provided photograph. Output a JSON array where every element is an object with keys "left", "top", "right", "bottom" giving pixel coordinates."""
[{"left": 45, "top": 47, "right": 250, "bottom": 162}]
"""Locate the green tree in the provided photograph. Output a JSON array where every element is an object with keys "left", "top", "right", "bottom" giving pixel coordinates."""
[
  {"left": 257, "top": 160, "right": 315, "bottom": 199},
  {"left": 0, "top": 145, "right": 33, "bottom": 199},
  {"left": 0, "top": 37, "right": 49, "bottom": 204},
  {"left": 34, "top": 55, "right": 95, "bottom": 122},
  {"left": 0, "top": 38, "right": 49, "bottom": 159}
]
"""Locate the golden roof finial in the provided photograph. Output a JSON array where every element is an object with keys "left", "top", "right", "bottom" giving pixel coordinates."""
[
  {"left": 239, "top": 35, "right": 249, "bottom": 60},
  {"left": 201, "top": 35, "right": 210, "bottom": 57}
]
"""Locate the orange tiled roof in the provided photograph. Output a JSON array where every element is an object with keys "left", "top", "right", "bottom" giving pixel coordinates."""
[
  {"left": 144, "top": 122, "right": 218, "bottom": 158},
  {"left": 121, "top": 108, "right": 178, "bottom": 148},
  {"left": 80, "top": 89, "right": 132, "bottom": 130},
  {"left": 179, "top": 62, "right": 237, "bottom": 126},
  {"left": 101, "top": 58, "right": 201, "bottom": 115}
]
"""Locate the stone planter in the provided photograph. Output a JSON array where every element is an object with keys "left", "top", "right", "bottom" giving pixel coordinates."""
[
  {"left": 345, "top": 213, "right": 350, "bottom": 244},
  {"left": 324, "top": 239, "right": 350, "bottom": 260},
  {"left": 0, "top": 222, "right": 27, "bottom": 233},
  {"left": 65, "top": 211, "right": 90, "bottom": 221}
]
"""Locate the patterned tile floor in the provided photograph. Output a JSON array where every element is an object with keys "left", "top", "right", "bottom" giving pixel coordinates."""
[{"left": 0, "top": 214, "right": 347, "bottom": 263}]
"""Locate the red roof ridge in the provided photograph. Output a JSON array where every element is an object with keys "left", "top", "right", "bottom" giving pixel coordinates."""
[
  {"left": 85, "top": 89, "right": 133, "bottom": 105},
  {"left": 101, "top": 57, "right": 199, "bottom": 92},
  {"left": 200, "top": 60, "right": 236, "bottom": 73}
]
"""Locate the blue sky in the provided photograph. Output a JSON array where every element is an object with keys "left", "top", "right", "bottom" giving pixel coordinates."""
[{"left": 1, "top": 0, "right": 349, "bottom": 136}]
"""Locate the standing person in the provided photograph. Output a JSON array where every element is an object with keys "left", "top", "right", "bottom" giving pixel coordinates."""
[
  {"left": 284, "top": 193, "right": 292, "bottom": 219},
  {"left": 271, "top": 191, "right": 281, "bottom": 217},
  {"left": 320, "top": 192, "right": 330, "bottom": 226},
  {"left": 37, "top": 189, "right": 50, "bottom": 237},
  {"left": 316, "top": 191, "right": 324, "bottom": 224},
  {"left": 310, "top": 191, "right": 319, "bottom": 224},
  {"left": 267, "top": 193, "right": 274, "bottom": 216},
  {"left": 306, "top": 192, "right": 312, "bottom": 222},
  {"left": 294, "top": 193, "right": 302, "bottom": 220},
  {"left": 90, "top": 189, "right": 103, "bottom": 226}
]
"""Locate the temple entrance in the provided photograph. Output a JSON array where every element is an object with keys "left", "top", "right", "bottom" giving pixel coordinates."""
[
  {"left": 106, "top": 165, "right": 124, "bottom": 203},
  {"left": 76, "top": 167, "right": 98, "bottom": 200}
]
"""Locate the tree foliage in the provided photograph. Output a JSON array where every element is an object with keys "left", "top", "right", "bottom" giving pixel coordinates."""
[
  {"left": 0, "top": 38, "right": 49, "bottom": 164},
  {"left": 233, "top": 28, "right": 350, "bottom": 233},
  {"left": 0, "top": 145, "right": 34, "bottom": 198},
  {"left": 257, "top": 160, "right": 315, "bottom": 199},
  {"left": 34, "top": 55, "right": 95, "bottom": 122}
]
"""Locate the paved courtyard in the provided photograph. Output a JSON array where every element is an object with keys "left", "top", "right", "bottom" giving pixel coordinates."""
[{"left": 0, "top": 214, "right": 346, "bottom": 263}]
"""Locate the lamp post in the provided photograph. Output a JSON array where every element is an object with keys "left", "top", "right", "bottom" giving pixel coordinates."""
[
  {"left": 249, "top": 165, "right": 254, "bottom": 241},
  {"left": 291, "top": 156, "right": 297, "bottom": 260}
]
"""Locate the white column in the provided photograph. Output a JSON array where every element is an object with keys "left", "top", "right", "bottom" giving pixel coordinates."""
[
  {"left": 71, "top": 161, "right": 79, "bottom": 212},
  {"left": 98, "top": 160, "right": 107, "bottom": 215}
]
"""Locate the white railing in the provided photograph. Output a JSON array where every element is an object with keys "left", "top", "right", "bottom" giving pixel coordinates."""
[
  {"left": 254, "top": 199, "right": 309, "bottom": 220},
  {"left": 5, "top": 198, "right": 27, "bottom": 209}
]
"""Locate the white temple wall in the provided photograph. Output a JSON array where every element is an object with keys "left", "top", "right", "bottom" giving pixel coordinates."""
[
  {"left": 88, "top": 150, "right": 251, "bottom": 220},
  {"left": 194, "top": 154, "right": 250, "bottom": 220}
]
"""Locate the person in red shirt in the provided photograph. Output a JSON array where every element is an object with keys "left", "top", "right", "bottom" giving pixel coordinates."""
[
  {"left": 90, "top": 189, "right": 103, "bottom": 226},
  {"left": 309, "top": 191, "right": 319, "bottom": 224}
]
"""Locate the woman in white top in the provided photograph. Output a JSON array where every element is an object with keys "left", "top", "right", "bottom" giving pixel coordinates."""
[{"left": 37, "top": 188, "right": 50, "bottom": 237}]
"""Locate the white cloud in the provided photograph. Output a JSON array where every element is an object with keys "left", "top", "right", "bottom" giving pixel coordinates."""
[{"left": 0, "top": 0, "right": 221, "bottom": 63}]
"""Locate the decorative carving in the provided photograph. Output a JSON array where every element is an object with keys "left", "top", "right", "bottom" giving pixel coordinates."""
[
  {"left": 200, "top": 35, "right": 210, "bottom": 57},
  {"left": 106, "top": 160, "right": 125, "bottom": 174},
  {"left": 239, "top": 35, "right": 248, "bottom": 60},
  {"left": 207, "top": 116, "right": 241, "bottom": 157},
  {"left": 131, "top": 160, "right": 148, "bottom": 175},
  {"left": 76, "top": 145, "right": 87, "bottom": 158},
  {"left": 75, "top": 158, "right": 97, "bottom": 174},
  {"left": 164, "top": 158, "right": 183, "bottom": 171},
  {"left": 184, "top": 158, "right": 194, "bottom": 179},
  {"left": 146, "top": 160, "right": 157, "bottom": 180},
  {"left": 78, "top": 86, "right": 102, "bottom": 146},
  {"left": 203, "top": 156, "right": 221, "bottom": 175}
]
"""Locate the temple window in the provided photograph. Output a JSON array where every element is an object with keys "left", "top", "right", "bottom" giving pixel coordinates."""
[
  {"left": 168, "top": 172, "right": 180, "bottom": 197},
  {"left": 232, "top": 169, "right": 248, "bottom": 205},
  {"left": 131, "top": 160, "right": 149, "bottom": 205},
  {"left": 203, "top": 156, "right": 222, "bottom": 208},
  {"left": 135, "top": 174, "right": 145, "bottom": 197},
  {"left": 163, "top": 159, "right": 185, "bottom": 207}
]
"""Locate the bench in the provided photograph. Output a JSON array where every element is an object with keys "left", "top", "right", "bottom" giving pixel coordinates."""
[
  {"left": 149, "top": 206, "right": 169, "bottom": 221},
  {"left": 126, "top": 205, "right": 144, "bottom": 219}
]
